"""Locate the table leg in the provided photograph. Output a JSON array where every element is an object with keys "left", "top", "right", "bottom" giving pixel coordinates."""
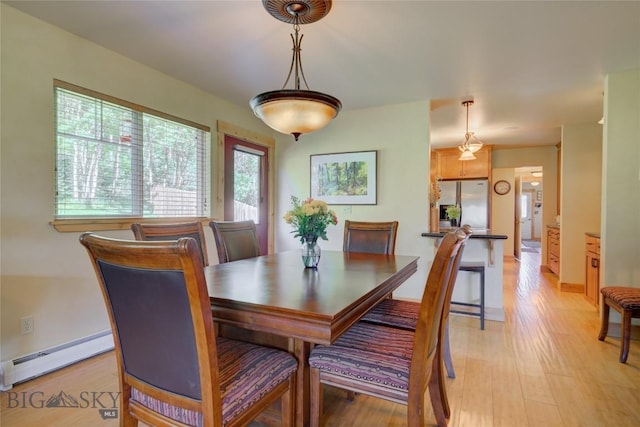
[{"left": 294, "top": 339, "right": 311, "bottom": 427}]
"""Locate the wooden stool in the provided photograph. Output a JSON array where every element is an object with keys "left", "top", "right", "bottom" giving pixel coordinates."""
[{"left": 598, "top": 286, "right": 640, "bottom": 363}]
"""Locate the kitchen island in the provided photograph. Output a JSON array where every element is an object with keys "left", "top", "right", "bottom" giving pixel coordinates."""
[{"left": 422, "top": 230, "right": 507, "bottom": 322}]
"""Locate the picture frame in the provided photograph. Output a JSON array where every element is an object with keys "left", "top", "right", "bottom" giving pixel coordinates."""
[{"left": 310, "top": 150, "right": 377, "bottom": 205}]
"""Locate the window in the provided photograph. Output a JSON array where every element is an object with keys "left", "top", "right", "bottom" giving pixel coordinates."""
[{"left": 54, "top": 81, "right": 210, "bottom": 219}]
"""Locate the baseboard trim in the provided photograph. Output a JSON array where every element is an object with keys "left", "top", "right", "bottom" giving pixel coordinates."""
[
  {"left": 602, "top": 322, "right": 640, "bottom": 340},
  {"left": 0, "top": 331, "right": 113, "bottom": 391},
  {"left": 560, "top": 282, "right": 584, "bottom": 293}
]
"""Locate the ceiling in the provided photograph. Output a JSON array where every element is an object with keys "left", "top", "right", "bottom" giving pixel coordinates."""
[{"left": 5, "top": 1, "right": 640, "bottom": 148}]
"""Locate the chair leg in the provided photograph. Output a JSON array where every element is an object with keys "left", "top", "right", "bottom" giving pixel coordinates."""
[
  {"left": 443, "top": 320, "right": 455, "bottom": 379},
  {"left": 620, "top": 308, "right": 631, "bottom": 363},
  {"left": 281, "top": 376, "right": 296, "bottom": 427},
  {"left": 429, "top": 347, "right": 449, "bottom": 426},
  {"left": 121, "top": 384, "right": 138, "bottom": 427},
  {"left": 436, "top": 334, "right": 451, "bottom": 419},
  {"left": 310, "top": 368, "right": 322, "bottom": 427},
  {"left": 598, "top": 299, "right": 610, "bottom": 341}
]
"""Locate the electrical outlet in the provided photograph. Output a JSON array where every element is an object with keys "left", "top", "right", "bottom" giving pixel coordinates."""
[{"left": 20, "top": 316, "right": 33, "bottom": 335}]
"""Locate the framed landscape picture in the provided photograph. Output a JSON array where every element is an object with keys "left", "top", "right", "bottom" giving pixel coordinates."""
[{"left": 310, "top": 150, "right": 377, "bottom": 205}]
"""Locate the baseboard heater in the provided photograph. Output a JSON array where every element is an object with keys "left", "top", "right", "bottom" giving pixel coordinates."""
[{"left": 0, "top": 330, "right": 114, "bottom": 391}]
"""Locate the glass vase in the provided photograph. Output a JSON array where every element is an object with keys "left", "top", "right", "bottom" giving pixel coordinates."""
[{"left": 301, "top": 238, "right": 321, "bottom": 268}]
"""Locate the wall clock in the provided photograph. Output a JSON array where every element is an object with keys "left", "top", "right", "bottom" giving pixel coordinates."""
[{"left": 493, "top": 180, "right": 511, "bottom": 195}]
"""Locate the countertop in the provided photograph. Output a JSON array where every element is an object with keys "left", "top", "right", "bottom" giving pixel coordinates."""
[
  {"left": 421, "top": 230, "right": 507, "bottom": 240},
  {"left": 586, "top": 232, "right": 600, "bottom": 238},
  {"left": 547, "top": 224, "right": 560, "bottom": 229}
]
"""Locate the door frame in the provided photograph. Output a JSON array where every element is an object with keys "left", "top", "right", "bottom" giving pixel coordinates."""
[
  {"left": 514, "top": 176, "right": 522, "bottom": 260},
  {"left": 216, "top": 121, "right": 275, "bottom": 255}
]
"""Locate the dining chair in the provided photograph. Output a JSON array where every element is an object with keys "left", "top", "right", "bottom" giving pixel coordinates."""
[
  {"left": 209, "top": 220, "right": 261, "bottom": 264},
  {"left": 131, "top": 221, "right": 210, "bottom": 266},
  {"left": 308, "top": 229, "right": 467, "bottom": 427},
  {"left": 80, "top": 233, "right": 297, "bottom": 427},
  {"left": 343, "top": 220, "right": 399, "bottom": 255},
  {"left": 341, "top": 219, "right": 399, "bottom": 401},
  {"left": 362, "top": 225, "right": 472, "bottom": 370},
  {"left": 360, "top": 225, "right": 471, "bottom": 419}
]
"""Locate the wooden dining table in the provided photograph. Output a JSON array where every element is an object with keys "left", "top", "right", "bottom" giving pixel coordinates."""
[{"left": 205, "top": 250, "right": 419, "bottom": 427}]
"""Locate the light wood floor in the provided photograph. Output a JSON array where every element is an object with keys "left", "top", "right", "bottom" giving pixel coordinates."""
[{"left": 2, "top": 252, "right": 639, "bottom": 426}]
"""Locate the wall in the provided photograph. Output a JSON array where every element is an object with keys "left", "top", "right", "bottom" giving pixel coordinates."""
[
  {"left": 275, "top": 102, "right": 432, "bottom": 299},
  {"left": 560, "top": 123, "right": 602, "bottom": 287},
  {"left": 491, "top": 146, "right": 559, "bottom": 259},
  {"left": 490, "top": 168, "right": 516, "bottom": 256},
  {"left": 601, "top": 69, "right": 640, "bottom": 290},
  {"left": 0, "top": 5, "right": 268, "bottom": 361}
]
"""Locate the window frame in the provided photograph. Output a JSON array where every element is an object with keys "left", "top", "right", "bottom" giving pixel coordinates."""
[{"left": 51, "top": 80, "right": 211, "bottom": 232}]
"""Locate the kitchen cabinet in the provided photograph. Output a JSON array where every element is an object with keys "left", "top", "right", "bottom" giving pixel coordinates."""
[
  {"left": 434, "top": 146, "right": 492, "bottom": 180},
  {"left": 585, "top": 233, "right": 600, "bottom": 307},
  {"left": 547, "top": 226, "right": 560, "bottom": 276}
]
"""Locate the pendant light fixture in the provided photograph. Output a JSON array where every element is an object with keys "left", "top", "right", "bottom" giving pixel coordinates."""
[
  {"left": 458, "top": 99, "right": 484, "bottom": 161},
  {"left": 250, "top": 0, "right": 341, "bottom": 141}
]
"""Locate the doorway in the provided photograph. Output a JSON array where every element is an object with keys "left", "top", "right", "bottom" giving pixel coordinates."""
[
  {"left": 516, "top": 166, "right": 543, "bottom": 259},
  {"left": 223, "top": 135, "right": 269, "bottom": 255},
  {"left": 520, "top": 190, "right": 534, "bottom": 240}
]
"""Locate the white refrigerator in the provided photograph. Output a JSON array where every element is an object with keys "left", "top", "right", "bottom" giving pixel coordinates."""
[{"left": 438, "top": 180, "right": 489, "bottom": 230}]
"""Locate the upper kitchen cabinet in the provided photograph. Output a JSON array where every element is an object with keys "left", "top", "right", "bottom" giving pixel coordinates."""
[{"left": 434, "top": 146, "right": 492, "bottom": 179}]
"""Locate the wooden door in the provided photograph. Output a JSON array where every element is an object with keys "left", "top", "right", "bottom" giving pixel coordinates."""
[{"left": 223, "top": 135, "right": 269, "bottom": 255}]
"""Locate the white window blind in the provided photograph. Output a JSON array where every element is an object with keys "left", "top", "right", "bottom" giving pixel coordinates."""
[{"left": 54, "top": 81, "right": 210, "bottom": 219}]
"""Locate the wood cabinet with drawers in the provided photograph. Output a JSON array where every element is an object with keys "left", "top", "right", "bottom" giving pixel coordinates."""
[
  {"left": 433, "top": 146, "right": 492, "bottom": 180},
  {"left": 546, "top": 226, "right": 560, "bottom": 276},
  {"left": 585, "top": 233, "right": 600, "bottom": 307}
]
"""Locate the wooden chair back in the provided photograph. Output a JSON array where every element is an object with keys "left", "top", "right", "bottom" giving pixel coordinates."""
[
  {"left": 407, "top": 229, "right": 466, "bottom": 422},
  {"left": 343, "top": 220, "right": 399, "bottom": 255},
  {"left": 209, "top": 220, "right": 260, "bottom": 264},
  {"left": 131, "top": 221, "right": 209, "bottom": 266},
  {"left": 431, "top": 225, "right": 472, "bottom": 423},
  {"left": 80, "top": 233, "right": 222, "bottom": 425},
  {"left": 442, "top": 225, "right": 473, "bottom": 323}
]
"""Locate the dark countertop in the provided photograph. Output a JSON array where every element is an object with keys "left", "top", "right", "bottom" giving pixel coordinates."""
[
  {"left": 586, "top": 232, "right": 600, "bottom": 238},
  {"left": 421, "top": 230, "right": 507, "bottom": 240}
]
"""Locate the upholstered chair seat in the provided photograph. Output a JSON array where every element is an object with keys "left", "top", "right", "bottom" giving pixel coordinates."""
[{"left": 130, "top": 337, "right": 297, "bottom": 426}]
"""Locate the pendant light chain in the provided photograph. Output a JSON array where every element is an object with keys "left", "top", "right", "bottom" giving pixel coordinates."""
[{"left": 465, "top": 101, "right": 470, "bottom": 140}]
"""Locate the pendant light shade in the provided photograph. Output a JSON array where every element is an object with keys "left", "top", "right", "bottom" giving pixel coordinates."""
[
  {"left": 250, "top": 90, "right": 341, "bottom": 141},
  {"left": 458, "top": 99, "right": 484, "bottom": 160},
  {"left": 250, "top": 0, "right": 341, "bottom": 141},
  {"left": 458, "top": 148, "right": 476, "bottom": 161}
]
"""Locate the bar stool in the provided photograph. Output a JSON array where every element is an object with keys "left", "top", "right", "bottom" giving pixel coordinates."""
[{"left": 450, "top": 261, "right": 485, "bottom": 330}]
